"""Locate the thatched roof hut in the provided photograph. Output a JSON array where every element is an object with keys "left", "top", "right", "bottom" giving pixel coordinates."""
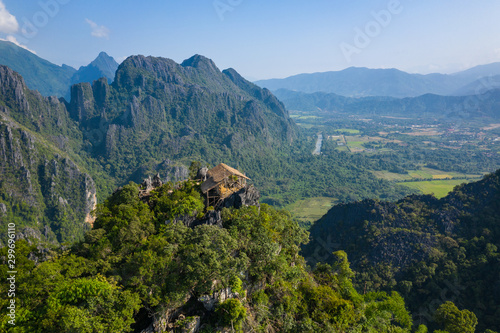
[
  {"left": 201, "top": 163, "right": 250, "bottom": 206},
  {"left": 201, "top": 163, "right": 249, "bottom": 193}
]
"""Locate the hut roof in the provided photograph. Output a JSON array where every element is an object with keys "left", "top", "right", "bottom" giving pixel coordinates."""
[{"left": 201, "top": 163, "right": 250, "bottom": 193}]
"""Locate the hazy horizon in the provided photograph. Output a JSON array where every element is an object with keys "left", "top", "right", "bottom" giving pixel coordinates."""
[{"left": 1, "top": 0, "right": 499, "bottom": 80}]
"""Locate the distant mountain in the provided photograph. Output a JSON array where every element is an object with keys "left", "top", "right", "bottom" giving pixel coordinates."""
[
  {"left": 274, "top": 88, "right": 500, "bottom": 119},
  {"left": 70, "top": 51, "right": 119, "bottom": 85},
  {"left": 0, "top": 41, "right": 120, "bottom": 99},
  {"left": 0, "top": 40, "right": 76, "bottom": 97},
  {"left": 452, "top": 74, "right": 500, "bottom": 96},
  {"left": 302, "top": 169, "right": 500, "bottom": 331},
  {"left": 451, "top": 62, "right": 500, "bottom": 81},
  {"left": 256, "top": 63, "right": 500, "bottom": 98}
]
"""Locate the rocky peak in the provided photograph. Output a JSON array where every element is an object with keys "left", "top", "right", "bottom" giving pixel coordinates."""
[
  {"left": 181, "top": 54, "right": 220, "bottom": 74},
  {"left": 92, "top": 51, "right": 118, "bottom": 69},
  {"left": 68, "top": 82, "right": 97, "bottom": 123},
  {"left": 71, "top": 52, "right": 119, "bottom": 86},
  {"left": 0, "top": 66, "right": 29, "bottom": 113}
]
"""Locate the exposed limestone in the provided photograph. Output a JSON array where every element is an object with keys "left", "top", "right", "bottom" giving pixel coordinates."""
[
  {"left": 141, "top": 176, "right": 153, "bottom": 192},
  {"left": 15, "top": 227, "right": 42, "bottom": 244},
  {"left": 185, "top": 184, "right": 261, "bottom": 230},
  {"left": 198, "top": 287, "right": 239, "bottom": 311},
  {"left": 220, "top": 184, "right": 260, "bottom": 210},
  {"left": 196, "top": 167, "right": 209, "bottom": 181},
  {"left": 84, "top": 175, "right": 97, "bottom": 212},
  {"left": 152, "top": 173, "right": 163, "bottom": 188},
  {"left": 175, "top": 316, "right": 201, "bottom": 333}
]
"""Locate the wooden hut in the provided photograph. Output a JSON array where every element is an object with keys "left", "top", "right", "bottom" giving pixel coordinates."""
[{"left": 200, "top": 163, "right": 250, "bottom": 207}]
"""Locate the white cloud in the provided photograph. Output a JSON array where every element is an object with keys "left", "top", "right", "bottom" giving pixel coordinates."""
[
  {"left": 0, "top": 35, "right": 36, "bottom": 54},
  {"left": 0, "top": 1, "right": 18, "bottom": 34},
  {"left": 85, "top": 19, "right": 110, "bottom": 39}
]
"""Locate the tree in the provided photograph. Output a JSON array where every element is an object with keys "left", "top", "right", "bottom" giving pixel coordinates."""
[
  {"left": 189, "top": 161, "right": 202, "bottom": 180},
  {"left": 434, "top": 301, "right": 477, "bottom": 333},
  {"left": 216, "top": 299, "right": 247, "bottom": 332},
  {"left": 43, "top": 275, "right": 141, "bottom": 332}
]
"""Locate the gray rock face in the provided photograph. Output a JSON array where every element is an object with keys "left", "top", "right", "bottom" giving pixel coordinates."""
[
  {"left": 69, "top": 82, "right": 96, "bottom": 123},
  {"left": 184, "top": 184, "right": 260, "bottom": 228},
  {"left": 0, "top": 203, "right": 6, "bottom": 215},
  {"left": 221, "top": 184, "right": 260, "bottom": 209},
  {"left": 152, "top": 173, "right": 163, "bottom": 188},
  {"left": 198, "top": 287, "right": 239, "bottom": 311},
  {"left": 15, "top": 227, "right": 42, "bottom": 244},
  {"left": 141, "top": 176, "right": 153, "bottom": 192},
  {"left": 158, "top": 161, "right": 189, "bottom": 183},
  {"left": 196, "top": 167, "right": 208, "bottom": 181},
  {"left": 0, "top": 66, "right": 29, "bottom": 114},
  {"left": 180, "top": 316, "right": 201, "bottom": 333}
]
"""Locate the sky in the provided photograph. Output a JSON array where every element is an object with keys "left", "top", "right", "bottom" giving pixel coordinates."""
[{"left": 0, "top": 0, "right": 500, "bottom": 80}]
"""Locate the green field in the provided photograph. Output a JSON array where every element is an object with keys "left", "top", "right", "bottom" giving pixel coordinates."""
[
  {"left": 297, "top": 123, "right": 325, "bottom": 129},
  {"left": 402, "top": 179, "right": 472, "bottom": 198},
  {"left": 372, "top": 167, "right": 482, "bottom": 182},
  {"left": 286, "top": 197, "right": 337, "bottom": 223},
  {"left": 290, "top": 115, "right": 323, "bottom": 120},
  {"left": 334, "top": 128, "right": 360, "bottom": 134}
]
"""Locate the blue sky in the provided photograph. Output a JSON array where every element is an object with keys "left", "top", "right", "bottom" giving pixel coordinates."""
[{"left": 1, "top": 0, "right": 500, "bottom": 80}]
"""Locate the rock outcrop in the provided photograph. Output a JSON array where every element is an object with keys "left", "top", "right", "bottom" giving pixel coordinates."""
[
  {"left": 187, "top": 184, "right": 260, "bottom": 228},
  {"left": 0, "top": 66, "right": 97, "bottom": 245},
  {"left": 220, "top": 184, "right": 260, "bottom": 210}
]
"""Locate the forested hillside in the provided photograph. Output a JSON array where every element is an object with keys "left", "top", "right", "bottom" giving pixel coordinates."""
[
  {"left": 0, "top": 56, "right": 418, "bottom": 246},
  {"left": 0, "top": 41, "right": 76, "bottom": 98},
  {"left": 0, "top": 177, "right": 421, "bottom": 332},
  {"left": 68, "top": 54, "right": 298, "bottom": 183},
  {"left": 274, "top": 88, "right": 500, "bottom": 119},
  {"left": 303, "top": 170, "right": 500, "bottom": 332}
]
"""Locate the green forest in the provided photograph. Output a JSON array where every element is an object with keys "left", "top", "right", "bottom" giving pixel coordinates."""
[
  {"left": 304, "top": 170, "right": 500, "bottom": 332},
  {"left": 0, "top": 177, "right": 461, "bottom": 333},
  {"left": 1, "top": 53, "right": 499, "bottom": 333}
]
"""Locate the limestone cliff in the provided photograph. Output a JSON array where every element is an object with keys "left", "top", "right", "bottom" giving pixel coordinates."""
[{"left": 0, "top": 66, "right": 97, "bottom": 245}]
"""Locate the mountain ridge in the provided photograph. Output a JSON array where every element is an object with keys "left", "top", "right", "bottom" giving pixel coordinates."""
[
  {"left": 70, "top": 51, "right": 119, "bottom": 86},
  {"left": 0, "top": 54, "right": 300, "bottom": 246},
  {"left": 0, "top": 40, "right": 76, "bottom": 98},
  {"left": 274, "top": 87, "right": 500, "bottom": 119},
  {"left": 0, "top": 41, "right": 120, "bottom": 99},
  {"left": 0, "top": 65, "right": 97, "bottom": 245},
  {"left": 256, "top": 63, "right": 500, "bottom": 98}
]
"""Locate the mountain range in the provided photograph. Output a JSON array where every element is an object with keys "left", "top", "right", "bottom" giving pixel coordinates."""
[
  {"left": 0, "top": 40, "right": 119, "bottom": 99},
  {"left": 1, "top": 36, "right": 499, "bottom": 333},
  {"left": 0, "top": 53, "right": 297, "bottom": 245},
  {"left": 256, "top": 64, "right": 500, "bottom": 98},
  {"left": 274, "top": 88, "right": 500, "bottom": 119}
]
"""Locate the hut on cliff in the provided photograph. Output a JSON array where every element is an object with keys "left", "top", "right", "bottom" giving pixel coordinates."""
[{"left": 200, "top": 163, "right": 250, "bottom": 207}]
